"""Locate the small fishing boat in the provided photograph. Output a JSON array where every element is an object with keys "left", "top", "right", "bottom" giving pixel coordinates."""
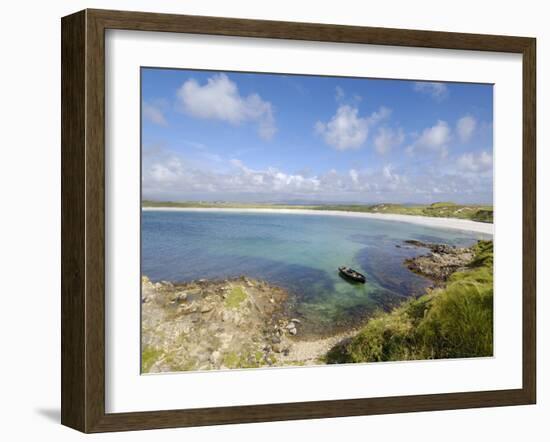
[{"left": 338, "top": 266, "right": 366, "bottom": 283}]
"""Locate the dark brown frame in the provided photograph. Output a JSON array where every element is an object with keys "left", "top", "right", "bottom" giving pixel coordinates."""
[{"left": 61, "top": 8, "right": 536, "bottom": 433}]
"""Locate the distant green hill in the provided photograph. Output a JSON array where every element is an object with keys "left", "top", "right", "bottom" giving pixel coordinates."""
[{"left": 142, "top": 200, "right": 493, "bottom": 223}]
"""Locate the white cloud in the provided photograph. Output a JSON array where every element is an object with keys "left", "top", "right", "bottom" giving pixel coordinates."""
[
  {"left": 176, "top": 73, "right": 276, "bottom": 140},
  {"left": 407, "top": 120, "right": 451, "bottom": 157},
  {"left": 143, "top": 102, "right": 168, "bottom": 126},
  {"left": 149, "top": 156, "right": 184, "bottom": 183},
  {"left": 381, "top": 164, "right": 404, "bottom": 190},
  {"left": 368, "top": 107, "right": 392, "bottom": 126},
  {"left": 229, "top": 159, "right": 322, "bottom": 193},
  {"left": 142, "top": 148, "right": 492, "bottom": 204},
  {"left": 457, "top": 151, "right": 493, "bottom": 173},
  {"left": 374, "top": 127, "right": 405, "bottom": 154},
  {"left": 413, "top": 82, "right": 449, "bottom": 101},
  {"left": 456, "top": 115, "right": 477, "bottom": 142},
  {"left": 349, "top": 169, "right": 359, "bottom": 184},
  {"left": 315, "top": 105, "right": 390, "bottom": 150}
]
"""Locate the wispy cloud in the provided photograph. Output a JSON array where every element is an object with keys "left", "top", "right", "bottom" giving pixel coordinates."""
[
  {"left": 176, "top": 73, "right": 276, "bottom": 140},
  {"left": 456, "top": 115, "right": 477, "bottom": 142},
  {"left": 142, "top": 149, "right": 491, "bottom": 204},
  {"left": 457, "top": 151, "right": 493, "bottom": 173},
  {"left": 335, "top": 86, "right": 346, "bottom": 102},
  {"left": 413, "top": 81, "right": 449, "bottom": 101},
  {"left": 143, "top": 101, "right": 168, "bottom": 126},
  {"left": 374, "top": 127, "right": 405, "bottom": 154}
]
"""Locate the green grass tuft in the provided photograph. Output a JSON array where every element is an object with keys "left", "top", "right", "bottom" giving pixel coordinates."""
[
  {"left": 225, "top": 285, "right": 247, "bottom": 309},
  {"left": 429, "top": 201, "right": 457, "bottom": 208},
  {"left": 142, "top": 347, "right": 163, "bottom": 372},
  {"left": 222, "top": 352, "right": 241, "bottom": 369}
]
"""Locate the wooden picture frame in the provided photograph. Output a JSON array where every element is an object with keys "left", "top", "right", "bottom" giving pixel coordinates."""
[{"left": 61, "top": 8, "right": 536, "bottom": 433}]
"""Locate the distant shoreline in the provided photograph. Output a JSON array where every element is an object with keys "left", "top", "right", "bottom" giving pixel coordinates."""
[{"left": 142, "top": 206, "right": 494, "bottom": 235}]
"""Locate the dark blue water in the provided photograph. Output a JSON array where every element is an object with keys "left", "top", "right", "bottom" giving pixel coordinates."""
[{"left": 142, "top": 210, "right": 491, "bottom": 336}]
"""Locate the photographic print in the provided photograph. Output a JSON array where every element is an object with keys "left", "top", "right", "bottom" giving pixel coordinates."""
[{"left": 140, "top": 68, "right": 494, "bottom": 374}]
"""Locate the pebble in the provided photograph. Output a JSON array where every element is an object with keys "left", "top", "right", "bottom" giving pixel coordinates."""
[
  {"left": 210, "top": 351, "right": 221, "bottom": 365},
  {"left": 176, "top": 292, "right": 188, "bottom": 302}
]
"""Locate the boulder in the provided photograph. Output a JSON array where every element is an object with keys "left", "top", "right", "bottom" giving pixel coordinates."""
[
  {"left": 209, "top": 351, "right": 222, "bottom": 365},
  {"left": 176, "top": 292, "right": 188, "bottom": 302}
]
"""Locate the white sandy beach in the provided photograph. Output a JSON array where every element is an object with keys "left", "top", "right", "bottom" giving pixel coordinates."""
[{"left": 142, "top": 207, "right": 494, "bottom": 235}]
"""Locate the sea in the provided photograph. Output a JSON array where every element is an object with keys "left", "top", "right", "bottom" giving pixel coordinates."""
[{"left": 142, "top": 210, "right": 492, "bottom": 336}]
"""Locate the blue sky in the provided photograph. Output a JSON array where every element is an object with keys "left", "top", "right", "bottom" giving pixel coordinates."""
[{"left": 142, "top": 68, "right": 493, "bottom": 204}]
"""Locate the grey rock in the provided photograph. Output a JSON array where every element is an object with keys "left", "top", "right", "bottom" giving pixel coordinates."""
[
  {"left": 197, "top": 352, "right": 210, "bottom": 363},
  {"left": 209, "top": 351, "right": 221, "bottom": 365},
  {"left": 172, "top": 292, "right": 187, "bottom": 303}
]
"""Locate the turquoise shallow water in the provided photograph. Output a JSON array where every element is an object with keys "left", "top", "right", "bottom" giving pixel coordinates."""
[{"left": 142, "top": 210, "right": 491, "bottom": 336}]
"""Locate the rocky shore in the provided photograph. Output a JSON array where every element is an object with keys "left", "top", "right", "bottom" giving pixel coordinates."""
[
  {"left": 142, "top": 239, "right": 483, "bottom": 372},
  {"left": 402, "top": 240, "right": 475, "bottom": 284},
  {"left": 142, "top": 275, "right": 330, "bottom": 372}
]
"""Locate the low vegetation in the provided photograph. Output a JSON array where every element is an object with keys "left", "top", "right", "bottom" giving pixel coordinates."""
[
  {"left": 225, "top": 285, "right": 247, "bottom": 309},
  {"left": 142, "top": 200, "right": 493, "bottom": 223},
  {"left": 325, "top": 240, "right": 494, "bottom": 363},
  {"left": 315, "top": 202, "right": 493, "bottom": 223},
  {"left": 142, "top": 347, "right": 164, "bottom": 372}
]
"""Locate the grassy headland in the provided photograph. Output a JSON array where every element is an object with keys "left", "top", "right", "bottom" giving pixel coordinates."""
[
  {"left": 142, "top": 200, "right": 493, "bottom": 223},
  {"left": 325, "top": 240, "right": 494, "bottom": 363}
]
